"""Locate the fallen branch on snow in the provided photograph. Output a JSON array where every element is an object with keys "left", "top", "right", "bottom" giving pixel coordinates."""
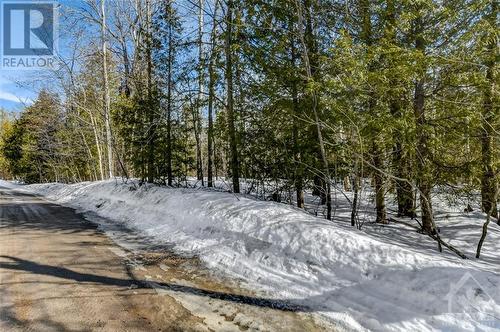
[{"left": 388, "top": 218, "right": 467, "bottom": 259}]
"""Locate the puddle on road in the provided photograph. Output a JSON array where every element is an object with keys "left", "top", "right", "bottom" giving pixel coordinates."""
[
  {"left": 80, "top": 211, "right": 337, "bottom": 332},
  {"left": 128, "top": 252, "right": 335, "bottom": 332}
]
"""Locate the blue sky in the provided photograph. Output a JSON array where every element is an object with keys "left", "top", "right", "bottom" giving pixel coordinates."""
[
  {"left": 0, "top": 0, "right": 204, "bottom": 111},
  {"left": 0, "top": 74, "right": 34, "bottom": 110}
]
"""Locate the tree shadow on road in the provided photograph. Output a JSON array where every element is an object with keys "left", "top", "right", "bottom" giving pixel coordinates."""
[{"left": 0, "top": 255, "right": 310, "bottom": 312}]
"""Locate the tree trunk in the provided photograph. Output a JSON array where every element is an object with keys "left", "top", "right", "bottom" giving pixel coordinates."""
[
  {"left": 207, "top": 62, "right": 215, "bottom": 188},
  {"left": 119, "top": 34, "right": 131, "bottom": 98},
  {"left": 101, "top": 0, "right": 113, "bottom": 179},
  {"left": 393, "top": 139, "right": 415, "bottom": 217},
  {"left": 372, "top": 141, "right": 387, "bottom": 223},
  {"left": 292, "top": 85, "right": 305, "bottom": 209},
  {"left": 166, "top": 1, "right": 173, "bottom": 186},
  {"left": 207, "top": 2, "right": 219, "bottom": 188},
  {"left": 385, "top": 0, "right": 415, "bottom": 218},
  {"left": 480, "top": 0, "right": 498, "bottom": 220},
  {"left": 290, "top": 20, "right": 304, "bottom": 208},
  {"left": 196, "top": 0, "right": 205, "bottom": 185},
  {"left": 89, "top": 111, "right": 104, "bottom": 181},
  {"left": 413, "top": 16, "right": 434, "bottom": 232},
  {"left": 361, "top": 0, "right": 386, "bottom": 223},
  {"left": 225, "top": 0, "right": 240, "bottom": 193},
  {"left": 296, "top": 0, "right": 331, "bottom": 220},
  {"left": 351, "top": 172, "right": 360, "bottom": 227},
  {"left": 146, "top": 0, "right": 155, "bottom": 183},
  {"left": 477, "top": 188, "right": 499, "bottom": 258}
]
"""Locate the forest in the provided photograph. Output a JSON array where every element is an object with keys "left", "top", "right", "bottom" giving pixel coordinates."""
[{"left": 0, "top": 0, "right": 498, "bottom": 235}]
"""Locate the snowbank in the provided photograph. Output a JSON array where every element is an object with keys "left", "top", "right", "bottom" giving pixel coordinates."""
[
  {"left": 16, "top": 180, "right": 500, "bottom": 331},
  {"left": 0, "top": 179, "right": 22, "bottom": 189}
]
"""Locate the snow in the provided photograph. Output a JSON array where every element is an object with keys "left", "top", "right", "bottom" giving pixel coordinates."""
[
  {"left": 4, "top": 179, "right": 500, "bottom": 331},
  {"left": 0, "top": 179, "right": 21, "bottom": 189}
]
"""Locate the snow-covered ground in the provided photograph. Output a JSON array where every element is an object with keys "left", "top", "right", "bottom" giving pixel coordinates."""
[{"left": 3, "top": 179, "right": 499, "bottom": 331}]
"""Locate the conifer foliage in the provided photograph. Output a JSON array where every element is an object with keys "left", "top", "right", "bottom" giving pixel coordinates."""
[{"left": 1, "top": 0, "right": 498, "bottom": 226}]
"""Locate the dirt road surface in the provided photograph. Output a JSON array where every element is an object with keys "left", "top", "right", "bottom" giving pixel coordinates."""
[{"left": 0, "top": 185, "right": 336, "bottom": 331}]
